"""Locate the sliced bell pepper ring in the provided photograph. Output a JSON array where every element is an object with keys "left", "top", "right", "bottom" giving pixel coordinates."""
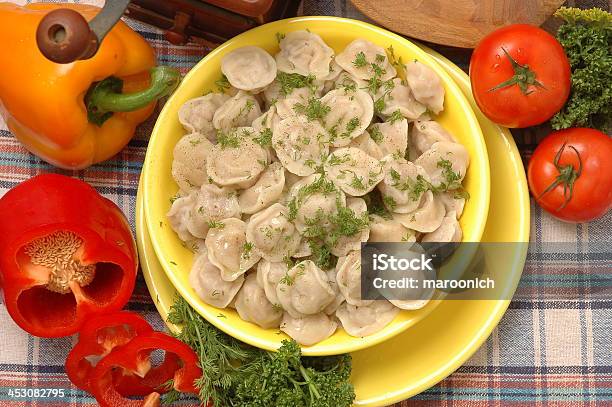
[
  {"left": 65, "top": 311, "right": 154, "bottom": 394},
  {"left": 90, "top": 331, "right": 202, "bottom": 406},
  {"left": 0, "top": 174, "right": 138, "bottom": 337}
]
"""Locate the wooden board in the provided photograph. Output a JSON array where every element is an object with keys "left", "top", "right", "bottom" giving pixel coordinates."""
[{"left": 350, "top": 0, "right": 565, "bottom": 48}]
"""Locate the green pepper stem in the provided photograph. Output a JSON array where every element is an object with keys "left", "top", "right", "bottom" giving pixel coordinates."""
[{"left": 88, "top": 66, "right": 181, "bottom": 114}]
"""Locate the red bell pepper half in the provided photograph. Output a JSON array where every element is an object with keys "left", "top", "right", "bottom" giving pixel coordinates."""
[
  {"left": 0, "top": 174, "right": 138, "bottom": 337},
  {"left": 89, "top": 331, "right": 202, "bottom": 406},
  {"left": 65, "top": 311, "right": 154, "bottom": 394}
]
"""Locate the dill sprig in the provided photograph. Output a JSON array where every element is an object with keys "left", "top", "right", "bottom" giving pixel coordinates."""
[
  {"left": 293, "top": 98, "right": 331, "bottom": 121},
  {"left": 215, "top": 74, "right": 231, "bottom": 92},
  {"left": 216, "top": 129, "right": 241, "bottom": 149},
  {"left": 166, "top": 297, "right": 356, "bottom": 407},
  {"left": 277, "top": 72, "right": 316, "bottom": 96}
]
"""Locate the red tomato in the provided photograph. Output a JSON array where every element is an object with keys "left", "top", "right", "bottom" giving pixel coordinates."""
[
  {"left": 528, "top": 128, "right": 612, "bottom": 223},
  {"left": 470, "top": 24, "right": 571, "bottom": 128}
]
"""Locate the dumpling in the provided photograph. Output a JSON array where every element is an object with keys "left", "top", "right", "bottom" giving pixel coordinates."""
[
  {"left": 411, "top": 121, "right": 454, "bottom": 157},
  {"left": 167, "top": 192, "right": 197, "bottom": 242},
  {"left": 323, "top": 268, "right": 345, "bottom": 315},
  {"left": 245, "top": 203, "right": 301, "bottom": 261},
  {"left": 335, "top": 39, "right": 396, "bottom": 81},
  {"left": 331, "top": 198, "right": 370, "bottom": 257},
  {"left": 414, "top": 141, "right": 469, "bottom": 189},
  {"left": 438, "top": 191, "right": 466, "bottom": 219},
  {"left": 335, "top": 251, "right": 373, "bottom": 307},
  {"left": 324, "top": 147, "right": 385, "bottom": 196},
  {"left": 256, "top": 260, "right": 288, "bottom": 307},
  {"left": 189, "top": 248, "right": 244, "bottom": 308},
  {"left": 275, "top": 30, "right": 334, "bottom": 79},
  {"left": 171, "top": 133, "right": 213, "bottom": 193},
  {"left": 207, "top": 127, "right": 269, "bottom": 188},
  {"left": 178, "top": 93, "right": 229, "bottom": 137},
  {"left": 320, "top": 58, "right": 342, "bottom": 82},
  {"left": 368, "top": 118, "right": 408, "bottom": 158},
  {"left": 287, "top": 174, "right": 345, "bottom": 234},
  {"left": 377, "top": 157, "right": 431, "bottom": 213},
  {"left": 348, "top": 131, "right": 384, "bottom": 160},
  {"left": 421, "top": 211, "right": 462, "bottom": 243},
  {"left": 320, "top": 89, "right": 373, "bottom": 147},
  {"left": 276, "top": 260, "right": 335, "bottom": 317},
  {"left": 336, "top": 300, "right": 399, "bottom": 337},
  {"left": 238, "top": 162, "right": 285, "bottom": 214},
  {"left": 213, "top": 91, "right": 262, "bottom": 131},
  {"left": 280, "top": 312, "right": 337, "bottom": 346},
  {"left": 333, "top": 71, "right": 367, "bottom": 92},
  {"left": 394, "top": 190, "right": 445, "bottom": 233},
  {"left": 187, "top": 183, "right": 240, "bottom": 239},
  {"left": 235, "top": 273, "right": 283, "bottom": 329},
  {"left": 205, "top": 218, "right": 261, "bottom": 282},
  {"left": 274, "top": 87, "right": 312, "bottom": 120},
  {"left": 405, "top": 61, "right": 445, "bottom": 114},
  {"left": 221, "top": 46, "right": 276, "bottom": 92},
  {"left": 251, "top": 106, "right": 280, "bottom": 133},
  {"left": 373, "top": 78, "right": 426, "bottom": 120},
  {"left": 368, "top": 214, "right": 416, "bottom": 243},
  {"left": 293, "top": 238, "right": 312, "bottom": 258},
  {"left": 383, "top": 263, "right": 435, "bottom": 310},
  {"left": 283, "top": 170, "right": 303, "bottom": 190},
  {"left": 272, "top": 116, "right": 329, "bottom": 176},
  {"left": 263, "top": 77, "right": 320, "bottom": 112}
]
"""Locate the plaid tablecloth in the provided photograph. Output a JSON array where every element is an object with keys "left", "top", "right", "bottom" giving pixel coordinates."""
[{"left": 0, "top": 1, "right": 610, "bottom": 406}]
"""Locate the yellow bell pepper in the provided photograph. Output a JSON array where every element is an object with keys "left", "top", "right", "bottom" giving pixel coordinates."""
[{"left": 0, "top": 3, "right": 180, "bottom": 169}]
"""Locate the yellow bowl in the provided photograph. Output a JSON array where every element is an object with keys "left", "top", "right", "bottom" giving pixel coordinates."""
[{"left": 143, "top": 16, "right": 490, "bottom": 356}]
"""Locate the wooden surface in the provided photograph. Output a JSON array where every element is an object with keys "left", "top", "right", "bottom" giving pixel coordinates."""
[{"left": 350, "top": 0, "right": 566, "bottom": 48}]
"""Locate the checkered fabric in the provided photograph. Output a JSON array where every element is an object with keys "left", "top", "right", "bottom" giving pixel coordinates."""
[{"left": 0, "top": 1, "right": 609, "bottom": 406}]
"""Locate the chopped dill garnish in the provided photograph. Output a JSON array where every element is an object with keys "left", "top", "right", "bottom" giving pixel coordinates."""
[
  {"left": 369, "top": 127, "right": 384, "bottom": 144},
  {"left": 327, "top": 153, "right": 351, "bottom": 166},
  {"left": 388, "top": 110, "right": 404, "bottom": 124},
  {"left": 328, "top": 204, "right": 369, "bottom": 244},
  {"left": 293, "top": 98, "right": 331, "bottom": 121},
  {"left": 352, "top": 51, "right": 368, "bottom": 68},
  {"left": 436, "top": 158, "right": 463, "bottom": 190},
  {"left": 287, "top": 198, "right": 299, "bottom": 221},
  {"left": 349, "top": 174, "right": 367, "bottom": 191},
  {"left": 242, "top": 242, "right": 254, "bottom": 259},
  {"left": 276, "top": 72, "right": 316, "bottom": 96},
  {"left": 215, "top": 74, "right": 231, "bottom": 92},
  {"left": 344, "top": 117, "right": 361, "bottom": 136},
  {"left": 340, "top": 79, "right": 357, "bottom": 92},
  {"left": 253, "top": 128, "right": 273, "bottom": 147},
  {"left": 207, "top": 220, "right": 225, "bottom": 229},
  {"left": 279, "top": 272, "right": 296, "bottom": 286},
  {"left": 282, "top": 254, "right": 295, "bottom": 269},
  {"left": 308, "top": 240, "right": 334, "bottom": 269},
  {"left": 373, "top": 95, "right": 386, "bottom": 114},
  {"left": 410, "top": 175, "right": 432, "bottom": 201},
  {"left": 275, "top": 32, "right": 285, "bottom": 43},
  {"left": 216, "top": 129, "right": 240, "bottom": 149},
  {"left": 383, "top": 195, "right": 397, "bottom": 210},
  {"left": 364, "top": 190, "right": 393, "bottom": 219}
]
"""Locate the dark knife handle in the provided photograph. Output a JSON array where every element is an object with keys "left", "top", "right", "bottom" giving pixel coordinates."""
[{"left": 36, "top": 0, "right": 131, "bottom": 64}]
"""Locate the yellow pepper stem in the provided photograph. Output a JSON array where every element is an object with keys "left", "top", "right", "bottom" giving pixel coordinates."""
[{"left": 86, "top": 66, "right": 181, "bottom": 125}]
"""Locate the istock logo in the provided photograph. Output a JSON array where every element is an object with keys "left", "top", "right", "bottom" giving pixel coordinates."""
[{"left": 372, "top": 253, "right": 434, "bottom": 271}]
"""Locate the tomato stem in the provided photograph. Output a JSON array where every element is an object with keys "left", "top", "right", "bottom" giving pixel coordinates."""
[
  {"left": 488, "top": 48, "right": 546, "bottom": 95},
  {"left": 535, "top": 142, "right": 582, "bottom": 209}
]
